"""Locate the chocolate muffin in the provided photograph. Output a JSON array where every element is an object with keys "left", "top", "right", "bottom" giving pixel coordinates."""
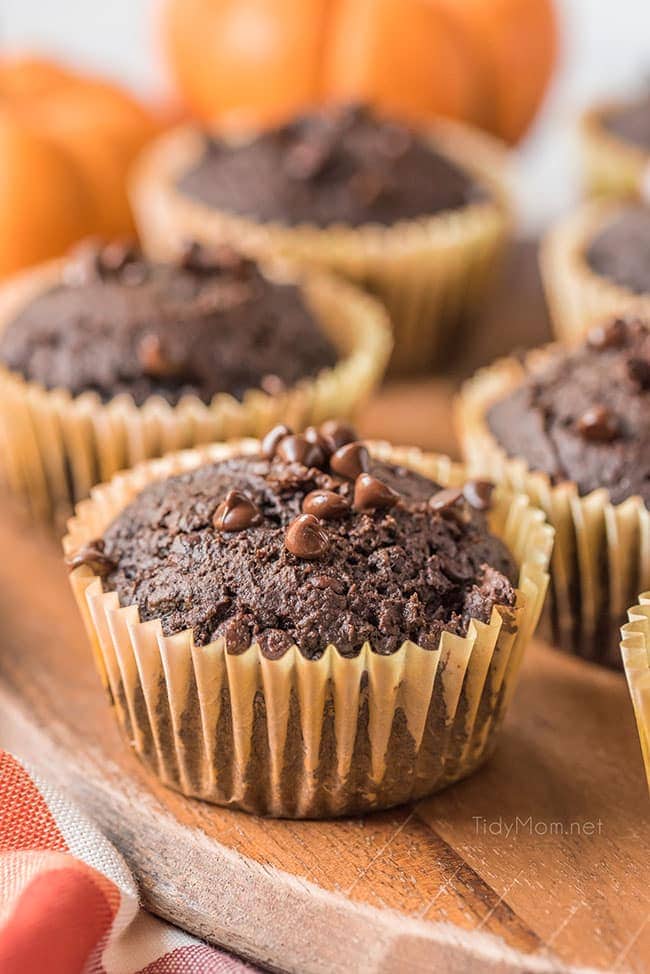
[
  {"left": 0, "top": 241, "right": 390, "bottom": 524},
  {"left": 85, "top": 423, "right": 516, "bottom": 660},
  {"left": 177, "top": 104, "right": 488, "bottom": 228},
  {"left": 458, "top": 317, "right": 650, "bottom": 668},
  {"left": 580, "top": 92, "right": 650, "bottom": 200},
  {"left": 487, "top": 317, "right": 650, "bottom": 506},
  {"left": 601, "top": 92, "right": 650, "bottom": 153},
  {"left": 132, "top": 104, "right": 510, "bottom": 374},
  {"left": 585, "top": 205, "right": 650, "bottom": 296},
  {"left": 66, "top": 434, "right": 550, "bottom": 816},
  {"left": 0, "top": 240, "right": 337, "bottom": 406}
]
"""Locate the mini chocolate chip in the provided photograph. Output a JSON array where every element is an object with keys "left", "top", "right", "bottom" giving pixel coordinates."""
[
  {"left": 213, "top": 490, "right": 262, "bottom": 532},
  {"left": 260, "top": 374, "right": 286, "bottom": 396},
  {"left": 353, "top": 473, "right": 399, "bottom": 512},
  {"left": 627, "top": 357, "right": 650, "bottom": 390},
  {"left": 319, "top": 419, "right": 357, "bottom": 452},
  {"left": 285, "top": 140, "right": 331, "bottom": 181},
  {"left": 120, "top": 261, "right": 149, "bottom": 286},
  {"left": 261, "top": 424, "right": 292, "bottom": 459},
  {"left": 181, "top": 240, "right": 247, "bottom": 275},
  {"left": 310, "top": 574, "right": 344, "bottom": 594},
  {"left": 137, "top": 333, "right": 184, "bottom": 378},
  {"left": 577, "top": 405, "right": 619, "bottom": 443},
  {"left": 429, "top": 487, "right": 463, "bottom": 512},
  {"left": 588, "top": 318, "right": 628, "bottom": 350},
  {"left": 62, "top": 239, "right": 102, "bottom": 286},
  {"left": 285, "top": 514, "right": 329, "bottom": 560},
  {"left": 99, "top": 240, "right": 138, "bottom": 273},
  {"left": 330, "top": 441, "right": 370, "bottom": 480},
  {"left": 463, "top": 480, "right": 494, "bottom": 511},
  {"left": 302, "top": 489, "right": 350, "bottom": 520},
  {"left": 66, "top": 540, "right": 115, "bottom": 576},
  {"left": 277, "top": 434, "right": 326, "bottom": 468}
]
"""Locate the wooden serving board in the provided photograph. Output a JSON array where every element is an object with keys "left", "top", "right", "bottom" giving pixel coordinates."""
[{"left": 1, "top": 243, "right": 649, "bottom": 973}]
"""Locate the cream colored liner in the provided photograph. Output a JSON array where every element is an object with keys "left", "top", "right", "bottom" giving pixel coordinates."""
[
  {"left": 621, "top": 595, "right": 650, "bottom": 792},
  {"left": 131, "top": 119, "right": 512, "bottom": 375},
  {"left": 457, "top": 349, "right": 650, "bottom": 667},
  {"left": 0, "top": 260, "right": 391, "bottom": 527},
  {"left": 580, "top": 103, "right": 649, "bottom": 200},
  {"left": 540, "top": 198, "right": 650, "bottom": 345},
  {"left": 64, "top": 440, "right": 551, "bottom": 819}
]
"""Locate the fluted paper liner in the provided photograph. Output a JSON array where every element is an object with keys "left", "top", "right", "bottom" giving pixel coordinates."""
[
  {"left": 457, "top": 350, "right": 650, "bottom": 668},
  {"left": 621, "top": 595, "right": 650, "bottom": 792},
  {"left": 540, "top": 199, "right": 650, "bottom": 345},
  {"left": 131, "top": 119, "right": 512, "bottom": 374},
  {"left": 64, "top": 440, "right": 551, "bottom": 818},
  {"left": 0, "top": 260, "right": 390, "bottom": 527},
  {"left": 580, "top": 103, "right": 649, "bottom": 200}
]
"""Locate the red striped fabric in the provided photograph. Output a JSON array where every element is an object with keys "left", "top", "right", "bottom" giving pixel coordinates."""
[{"left": 0, "top": 752, "right": 258, "bottom": 974}]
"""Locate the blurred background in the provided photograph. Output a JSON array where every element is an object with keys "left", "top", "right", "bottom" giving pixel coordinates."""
[{"left": 2, "top": 0, "right": 650, "bottom": 232}]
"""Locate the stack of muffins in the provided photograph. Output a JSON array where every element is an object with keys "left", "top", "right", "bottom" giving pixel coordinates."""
[{"left": 6, "top": 96, "right": 647, "bottom": 814}]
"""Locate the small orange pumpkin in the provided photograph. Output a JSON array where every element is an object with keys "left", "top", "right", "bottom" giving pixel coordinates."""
[
  {"left": 0, "top": 56, "right": 159, "bottom": 276},
  {"left": 162, "top": 0, "right": 558, "bottom": 142}
]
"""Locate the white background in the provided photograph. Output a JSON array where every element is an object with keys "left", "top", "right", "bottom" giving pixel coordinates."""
[{"left": 2, "top": 0, "right": 650, "bottom": 231}]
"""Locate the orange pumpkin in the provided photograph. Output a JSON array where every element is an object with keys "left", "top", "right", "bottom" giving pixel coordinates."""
[
  {"left": 162, "top": 0, "right": 558, "bottom": 142},
  {"left": 0, "top": 56, "right": 159, "bottom": 276}
]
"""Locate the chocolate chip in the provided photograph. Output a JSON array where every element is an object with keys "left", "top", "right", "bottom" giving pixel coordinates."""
[
  {"left": 285, "top": 514, "right": 329, "bottom": 560},
  {"left": 62, "top": 239, "right": 103, "bottom": 286},
  {"left": 261, "top": 424, "right": 292, "bottom": 459},
  {"left": 260, "top": 374, "right": 286, "bottom": 396},
  {"left": 627, "top": 357, "right": 650, "bottom": 389},
  {"left": 330, "top": 442, "right": 370, "bottom": 480},
  {"left": 213, "top": 490, "right": 262, "bottom": 532},
  {"left": 180, "top": 240, "right": 247, "bottom": 275},
  {"left": 304, "top": 425, "right": 333, "bottom": 457},
  {"left": 353, "top": 473, "right": 399, "bottom": 512},
  {"left": 285, "top": 139, "right": 331, "bottom": 181},
  {"left": 120, "top": 261, "right": 149, "bottom": 286},
  {"left": 577, "top": 405, "right": 619, "bottom": 442},
  {"left": 429, "top": 487, "right": 463, "bottom": 512},
  {"left": 378, "top": 123, "right": 412, "bottom": 159},
  {"left": 99, "top": 240, "right": 138, "bottom": 273},
  {"left": 302, "top": 489, "right": 350, "bottom": 520},
  {"left": 587, "top": 318, "right": 628, "bottom": 350},
  {"left": 137, "top": 334, "right": 184, "bottom": 378},
  {"left": 277, "top": 434, "right": 326, "bottom": 468},
  {"left": 319, "top": 419, "right": 357, "bottom": 452},
  {"left": 463, "top": 480, "right": 494, "bottom": 511},
  {"left": 66, "top": 540, "right": 115, "bottom": 576},
  {"left": 349, "top": 169, "right": 390, "bottom": 207}
]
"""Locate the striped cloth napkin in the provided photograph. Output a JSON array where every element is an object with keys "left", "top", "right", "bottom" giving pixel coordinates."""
[{"left": 0, "top": 751, "right": 259, "bottom": 974}]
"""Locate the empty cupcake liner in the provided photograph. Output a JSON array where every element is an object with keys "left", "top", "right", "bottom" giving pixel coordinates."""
[
  {"left": 540, "top": 199, "right": 650, "bottom": 345},
  {"left": 457, "top": 350, "right": 650, "bottom": 668},
  {"left": 580, "top": 103, "right": 649, "bottom": 200},
  {"left": 620, "top": 595, "right": 650, "bottom": 792},
  {"left": 64, "top": 440, "right": 551, "bottom": 819},
  {"left": 131, "top": 119, "right": 512, "bottom": 375},
  {"left": 0, "top": 261, "right": 390, "bottom": 528}
]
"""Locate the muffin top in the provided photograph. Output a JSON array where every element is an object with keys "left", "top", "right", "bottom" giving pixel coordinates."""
[
  {"left": 0, "top": 241, "right": 337, "bottom": 406},
  {"left": 69, "top": 424, "right": 516, "bottom": 660},
  {"left": 585, "top": 204, "right": 650, "bottom": 294},
  {"left": 602, "top": 92, "right": 650, "bottom": 151},
  {"left": 487, "top": 317, "right": 650, "bottom": 506},
  {"left": 177, "top": 104, "right": 488, "bottom": 228}
]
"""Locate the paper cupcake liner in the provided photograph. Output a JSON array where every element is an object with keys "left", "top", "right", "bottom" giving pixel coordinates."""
[
  {"left": 620, "top": 595, "right": 650, "bottom": 792},
  {"left": 580, "top": 103, "right": 649, "bottom": 200},
  {"left": 131, "top": 119, "right": 512, "bottom": 375},
  {"left": 0, "top": 260, "right": 391, "bottom": 528},
  {"left": 63, "top": 439, "right": 551, "bottom": 818},
  {"left": 540, "top": 198, "right": 650, "bottom": 345},
  {"left": 457, "top": 349, "right": 650, "bottom": 668}
]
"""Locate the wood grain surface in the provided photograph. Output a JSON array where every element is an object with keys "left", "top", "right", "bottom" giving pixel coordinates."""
[{"left": 1, "top": 242, "right": 648, "bottom": 974}]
